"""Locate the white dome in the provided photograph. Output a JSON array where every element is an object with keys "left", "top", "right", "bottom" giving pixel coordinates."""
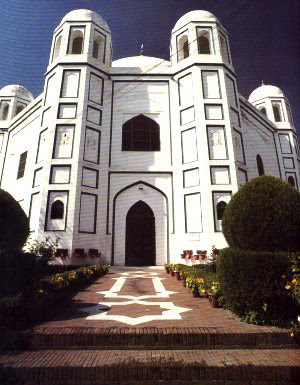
[
  {"left": 249, "top": 84, "right": 284, "bottom": 103},
  {"left": 60, "top": 9, "right": 110, "bottom": 33},
  {"left": 112, "top": 55, "right": 170, "bottom": 68},
  {"left": 173, "top": 10, "right": 219, "bottom": 32},
  {"left": 0, "top": 85, "right": 33, "bottom": 101}
]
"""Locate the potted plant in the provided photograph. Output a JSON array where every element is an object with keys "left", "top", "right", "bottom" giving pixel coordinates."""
[
  {"left": 164, "top": 263, "right": 170, "bottom": 274},
  {"left": 197, "top": 250, "right": 207, "bottom": 260},
  {"left": 169, "top": 264, "right": 175, "bottom": 276},
  {"left": 207, "top": 281, "right": 220, "bottom": 308},
  {"left": 88, "top": 248, "right": 100, "bottom": 258},
  {"left": 73, "top": 248, "right": 86, "bottom": 258},
  {"left": 180, "top": 270, "right": 186, "bottom": 287},
  {"left": 193, "top": 254, "right": 199, "bottom": 261},
  {"left": 55, "top": 248, "right": 69, "bottom": 259}
]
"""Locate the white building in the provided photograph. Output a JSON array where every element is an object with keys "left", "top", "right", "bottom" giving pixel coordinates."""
[{"left": 0, "top": 9, "right": 299, "bottom": 266}]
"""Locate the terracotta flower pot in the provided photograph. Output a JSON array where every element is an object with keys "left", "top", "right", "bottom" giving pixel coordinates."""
[
  {"left": 165, "top": 267, "right": 169, "bottom": 274},
  {"left": 180, "top": 254, "right": 186, "bottom": 259},
  {"left": 193, "top": 255, "right": 199, "bottom": 260},
  {"left": 211, "top": 296, "right": 219, "bottom": 308},
  {"left": 171, "top": 271, "right": 175, "bottom": 276},
  {"left": 175, "top": 271, "right": 181, "bottom": 280},
  {"left": 192, "top": 289, "right": 200, "bottom": 298}
]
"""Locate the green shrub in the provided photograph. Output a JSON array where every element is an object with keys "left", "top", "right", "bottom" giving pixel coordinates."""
[
  {"left": 0, "top": 294, "right": 26, "bottom": 328},
  {"left": 0, "top": 251, "right": 44, "bottom": 297},
  {"left": 217, "top": 248, "right": 298, "bottom": 326},
  {"left": 0, "top": 189, "right": 29, "bottom": 251},
  {"left": 222, "top": 175, "right": 300, "bottom": 252}
]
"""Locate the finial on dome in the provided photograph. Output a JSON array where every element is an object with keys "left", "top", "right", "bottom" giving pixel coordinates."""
[
  {"left": 261, "top": 80, "right": 265, "bottom": 86},
  {"left": 140, "top": 44, "right": 144, "bottom": 56}
]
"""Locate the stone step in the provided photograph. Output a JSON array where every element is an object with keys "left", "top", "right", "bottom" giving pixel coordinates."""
[
  {"left": 0, "top": 349, "right": 299, "bottom": 384},
  {"left": 25, "top": 326, "right": 298, "bottom": 350}
]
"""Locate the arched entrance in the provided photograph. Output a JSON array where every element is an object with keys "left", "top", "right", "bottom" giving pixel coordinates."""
[{"left": 125, "top": 201, "right": 156, "bottom": 266}]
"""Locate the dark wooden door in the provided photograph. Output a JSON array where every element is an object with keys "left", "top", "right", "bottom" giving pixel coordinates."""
[{"left": 125, "top": 201, "right": 156, "bottom": 266}]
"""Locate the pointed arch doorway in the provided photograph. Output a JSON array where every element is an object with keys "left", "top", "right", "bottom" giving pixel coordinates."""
[{"left": 125, "top": 200, "right": 156, "bottom": 266}]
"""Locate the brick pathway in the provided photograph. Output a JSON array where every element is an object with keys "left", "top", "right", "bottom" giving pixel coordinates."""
[
  {"left": 37, "top": 267, "right": 291, "bottom": 330},
  {"left": 1, "top": 266, "right": 299, "bottom": 384}
]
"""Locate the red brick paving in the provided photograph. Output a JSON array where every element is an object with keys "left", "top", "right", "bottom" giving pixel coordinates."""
[
  {"left": 1, "top": 267, "right": 299, "bottom": 384},
  {"left": 37, "top": 267, "right": 294, "bottom": 330}
]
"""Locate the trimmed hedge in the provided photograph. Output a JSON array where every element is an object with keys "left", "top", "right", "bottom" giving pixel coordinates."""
[
  {"left": 0, "top": 189, "right": 29, "bottom": 251},
  {"left": 217, "top": 248, "right": 298, "bottom": 326},
  {"left": 0, "top": 264, "right": 109, "bottom": 330},
  {"left": 222, "top": 175, "right": 300, "bottom": 252}
]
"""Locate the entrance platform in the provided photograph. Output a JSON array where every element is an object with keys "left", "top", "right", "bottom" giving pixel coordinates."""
[{"left": 0, "top": 267, "right": 299, "bottom": 384}]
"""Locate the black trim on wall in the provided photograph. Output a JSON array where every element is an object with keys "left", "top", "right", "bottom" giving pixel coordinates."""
[
  {"left": 44, "top": 190, "right": 69, "bottom": 232},
  {"left": 52, "top": 124, "right": 75, "bottom": 159},
  {"left": 66, "top": 25, "right": 86, "bottom": 55},
  {"left": 178, "top": 72, "right": 193, "bottom": 106},
  {"left": 78, "top": 192, "right": 98, "bottom": 234},
  {"left": 176, "top": 28, "right": 189, "bottom": 63},
  {"left": 60, "top": 69, "right": 81, "bottom": 98},
  {"left": 184, "top": 192, "right": 203, "bottom": 234},
  {"left": 204, "top": 104, "right": 224, "bottom": 120},
  {"left": 212, "top": 191, "right": 232, "bottom": 232},
  {"left": 49, "top": 165, "right": 71, "bottom": 184},
  {"left": 233, "top": 128, "right": 246, "bottom": 165},
  {"left": 57, "top": 103, "right": 78, "bottom": 119},
  {"left": 183, "top": 167, "right": 200, "bottom": 188},
  {"left": 181, "top": 127, "right": 198, "bottom": 164},
  {"left": 283, "top": 157, "right": 295, "bottom": 169},
  {"left": 180, "top": 106, "right": 195, "bottom": 126},
  {"left": 86, "top": 105, "right": 102, "bottom": 125},
  {"left": 88, "top": 72, "right": 104, "bottom": 106},
  {"left": 206, "top": 125, "right": 228, "bottom": 160},
  {"left": 201, "top": 70, "right": 222, "bottom": 99},
  {"left": 44, "top": 73, "right": 56, "bottom": 106},
  {"left": 32, "top": 167, "right": 43, "bottom": 188},
  {"left": 81, "top": 166, "right": 99, "bottom": 189},
  {"left": 29, "top": 192, "right": 40, "bottom": 233},
  {"left": 111, "top": 180, "right": 170, "bottom": 265},
  {"left": 106, "top": 171, "right": 174, "bottom": 235},
  {"left": 278, "top": 133, "right": 292, "bottom": 154},
  {"left": 237, "top": 167, "right": 248, "bottom": 186},
  {"left": 286, "top": 171, "right": 299, "bottom": 190},
  {"left": 83, "top": 126, "right": 101, "bottom": 164},
  {"left": 94, "top": 29, "right": 107, "bottom": 64},
  {"left": 36, "top": 128, "right": 48, "bottom": 164},
  {"left": 210, "top": 165, "right": 231, "bottom": 185}
]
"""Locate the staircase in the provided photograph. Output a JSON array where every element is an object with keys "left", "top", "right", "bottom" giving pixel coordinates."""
[{"left": 0, "top": 326, "right": 299, "bottom": 384}]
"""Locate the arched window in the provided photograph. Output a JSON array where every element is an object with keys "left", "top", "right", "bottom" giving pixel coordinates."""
[
  {"left": 52, "top": 35, "right": 62, "bottom": 61},
  {"left": 259, "top": 107, "right": 266, "bottom": 115},
  {"left": 272, "top": 105, "right": 281, "bottom": 122},
  {"left": 15, "top": 105, "right": 25, "bottom": 116},
  {"left": 256, "top": 154, "right": 265, "bottom": 176},
  {"left": 92, "top": 32, "right": 105, "bottom": 62},
  {"left": 288, "top": 176, "right": 295, "bottom": 187},
  {"left": 2, "top": 104, "right": 9, "bottom": 120},
  {"left": 220, "top": 34, "right": 229, "bottom": 62},
  {"left": 178, "top": 35, "right": 189, "bottom": 61},
  {"left": 68, "top": 27, "right": 84, "bottom": 55},
  {"left": 72, "top": 36, "right": 83, "bottom": 54},
  {"left": 216, "top": 201, "right": 227, "bottom": 220},
  {"left": 122, "top": 114, "right": 160, "bottom": 151},
  {"left": 50, "top": 200, "right": 64, "bottom": 219},
  {"left": 198, "top": 35, "right": 210, "bottom": 54}
]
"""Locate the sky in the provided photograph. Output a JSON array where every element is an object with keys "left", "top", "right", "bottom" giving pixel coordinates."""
[{"left": 0, "top": 0, "right": 299, "bottom": 134}]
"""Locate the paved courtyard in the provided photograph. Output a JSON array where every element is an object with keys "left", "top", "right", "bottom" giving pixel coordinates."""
[{"left": 39, "top": 266, "right": 286, "bottom": 330}]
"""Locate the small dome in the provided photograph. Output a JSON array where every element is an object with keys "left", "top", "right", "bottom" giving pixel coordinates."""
[
  {"left": 112, "top": 55, "right": 170, "bottom": 68},
  {"left": 60, "top": 9, "right": 110, "bottom": 33},
  {"left": 173, "top": 10, "right": 219, "bottom": 32},
  {"left": 249, "top": 84, "right": 284, "bottom": 103},
  {"left": 0, "top": 84, "right": 33, "bottom": 101}
]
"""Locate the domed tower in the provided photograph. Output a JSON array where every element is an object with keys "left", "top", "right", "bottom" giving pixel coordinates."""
[
  {"left": 249, "top": 84, "right": 300, "bottom": 188},
  {"left": 169, "top": 10, "right": 240, "bottom": 255},
  {"left": 35, "top": 9, "right": 113, "bottom": 261},
  {"left": 0, "top": 85, "right": 33, "bottom": 123}
]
